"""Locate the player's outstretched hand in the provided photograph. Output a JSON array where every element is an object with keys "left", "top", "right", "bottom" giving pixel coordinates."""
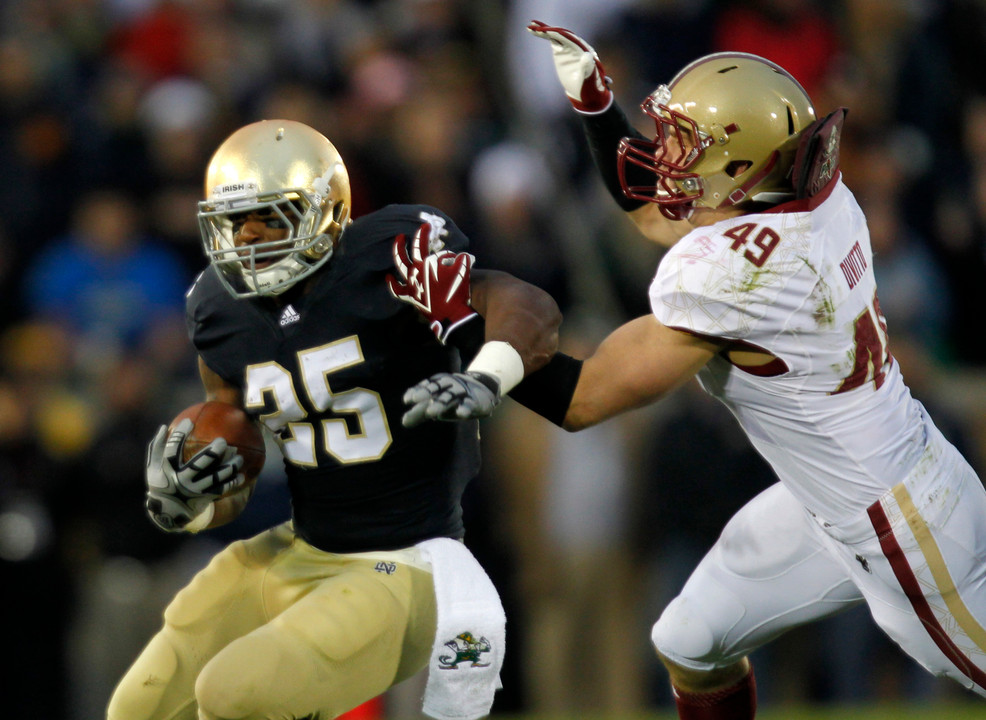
[
  {"left": 527, "top": 19, "right": 613, "bottom": 114},
  {"left": 402, "top": 371, "right": 501, "bottom": 427},
  {"left": 387, "top": 223, "right": 478, "bottom": 345},
  {"left": 144, "top": 419, "right": 245, "bottom": 531}
]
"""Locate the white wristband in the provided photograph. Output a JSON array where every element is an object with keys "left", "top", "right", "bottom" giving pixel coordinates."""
[
  {"left": 466, "top": 341, "right": 525, "bottom": 394},
  {"left": 183, "top": 502, "right": 215, "bottom": 534}
]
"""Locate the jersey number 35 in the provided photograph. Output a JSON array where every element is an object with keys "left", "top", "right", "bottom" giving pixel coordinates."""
[{"left": 244, "top": 336, "right": 393, "bottom": 466}]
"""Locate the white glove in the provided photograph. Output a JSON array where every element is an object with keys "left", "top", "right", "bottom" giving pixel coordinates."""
[
  {"left": 402, "top": 372, "right": 501, "bottom": 428},
  {"left": 527, "top": 19, "right": 613, "bottom": 114},
  {"left": 144, "top": 419, "right": 245, "bottom": 532}
]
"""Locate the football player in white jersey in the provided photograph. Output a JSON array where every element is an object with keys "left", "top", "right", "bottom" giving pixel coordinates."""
[{"left": 390, "top": 21, "right": 986, "bottom": 720}]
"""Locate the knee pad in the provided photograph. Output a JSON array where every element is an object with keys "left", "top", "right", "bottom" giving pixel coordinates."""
[
  {"left": 196, "top": 631, "right": 337, "bottom": 720},
  {"left": 651, "top": 582, "right": 749, "bottom": 672},
  {"left": 196, "top": 635, "right": 280, "bottom": 720},
  {"left": 651, "top": 595, "right": 717, "bottom": 668}
]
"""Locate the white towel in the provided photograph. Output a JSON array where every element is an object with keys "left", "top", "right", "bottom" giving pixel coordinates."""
[{"left": 415, "top": 537, "right": 506, "bottom": 720}]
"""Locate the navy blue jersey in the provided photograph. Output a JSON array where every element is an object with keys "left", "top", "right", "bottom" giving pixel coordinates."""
[{"left": 185, "top": 204, "right": 480, "bottom": 552}]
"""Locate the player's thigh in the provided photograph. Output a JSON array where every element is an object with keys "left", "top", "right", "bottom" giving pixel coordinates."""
[
  {"left": 196, "top": 559, "right": 436, "bottom": 720},
  {"left": 652, "top": 483, "right": 864, "bottom": 671},
  {"left": 106, "top": 526, "right": 290, "bottom": 720}
]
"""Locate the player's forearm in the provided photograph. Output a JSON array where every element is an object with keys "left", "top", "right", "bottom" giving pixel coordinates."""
[
  {"left": 562, "top": 361, "right": 661, "bottom": 431},
  {"left": 471, "top": 271, "right": 561, "bottom": 375},
  {"left": 199, "top": 357, "right": 244, "bottom": 406},
  {"left": 514, "top": 316, "right": 720, "bottom": 430},
  {"left": 508, "top": 350, "right": 662, "bottom": 432},
  {"left": 581, "top": 103, "right": 649, "bottom": 212},
  {"left": 208, "top": 482, "right": 254, "bottom": 528},
  {"left": 484, "top": 296, "right": 560, "bottom": 375},
  {"left": 507, "top": 352, "right": 583, "bottom": 428}
]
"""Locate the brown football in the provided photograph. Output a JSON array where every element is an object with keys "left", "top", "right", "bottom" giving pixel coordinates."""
[{"left": 169, "top": 401, "right": 266, "bottom": 482}]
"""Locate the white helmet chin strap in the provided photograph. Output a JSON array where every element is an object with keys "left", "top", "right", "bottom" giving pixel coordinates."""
[
  {"left": 239, "top": 239, "right": 335, "bottom": 297},
  {"left": 242, "top": 259, "right": 299, "bottom": 296}
]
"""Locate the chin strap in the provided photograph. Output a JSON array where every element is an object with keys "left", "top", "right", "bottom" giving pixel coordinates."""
[
  {"left": 722, "top": 151, "right": 780, "bottom": 208},
  {"left": 672, "top": 667, "right": 756, "bottom": 720}
]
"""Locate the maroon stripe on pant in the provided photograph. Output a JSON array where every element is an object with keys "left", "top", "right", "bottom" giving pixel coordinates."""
[{"left": 867, "top": 499, "right": 986, "bottom": 691}]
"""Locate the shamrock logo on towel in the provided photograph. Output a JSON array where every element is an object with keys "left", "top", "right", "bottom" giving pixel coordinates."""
[{"left": 438, "top": 631, "right": 492, "bottom": 669}]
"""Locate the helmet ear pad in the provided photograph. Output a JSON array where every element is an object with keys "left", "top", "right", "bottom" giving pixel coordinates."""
[
  {"left": 791, "top": 108, "right": 847, "bottom": 199},
  {"left": 316, "top": 199, "right": 350, "bottom": 258}
]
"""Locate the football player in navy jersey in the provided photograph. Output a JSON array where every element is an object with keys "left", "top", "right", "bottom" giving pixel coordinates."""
[{"left": 106, "top": 119, "right": 560, "bottom": 720}]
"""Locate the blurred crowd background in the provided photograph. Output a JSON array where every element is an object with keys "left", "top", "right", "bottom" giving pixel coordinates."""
[{"left": 3, "top": 0, "right": 986, "bottom": 717}]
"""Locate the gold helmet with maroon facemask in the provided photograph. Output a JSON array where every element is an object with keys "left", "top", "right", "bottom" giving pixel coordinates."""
[
  {"left": 197, "top": 120, "right": 352, "bottom": 298},
  {"left": 618, "top": 52, "right": 817, "bottom": 220}
]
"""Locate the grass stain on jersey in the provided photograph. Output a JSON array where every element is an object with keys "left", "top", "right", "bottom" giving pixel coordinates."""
[
  {"left": 803, "top": 260, "right": 836, "bottom": 328},
  {"left": 810, "top": 281, "right": 836, "bottom": 327},
  {"left": 736, "top": 265, "right": 778, "bottom": 295}
]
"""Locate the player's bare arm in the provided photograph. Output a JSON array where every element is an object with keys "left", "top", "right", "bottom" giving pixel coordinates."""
[
  {"left": 470, "top": 268, "right": 561, "bottom": 375},
  {"left": 391, "top": 241, "right": 720, "bottom": 429},
  {"left": 199, "top": 355, "right": 243, "bottom": 406},
  {"left": 564, "top": 316, "right": 721, "bottom": 430},
  {"left": 387, "top": 221, "right": 560, "bottom": 374},
  {"left": 390, "top": 225, "right": 561, "bottom": 426}
]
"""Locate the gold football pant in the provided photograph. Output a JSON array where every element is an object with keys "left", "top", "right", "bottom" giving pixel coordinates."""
[{"left": 107, "top": 522, "right": 437, "bottom": 720}]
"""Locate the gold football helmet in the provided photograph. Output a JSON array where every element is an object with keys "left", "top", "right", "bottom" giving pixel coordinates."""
[
  {"left": 618, "top": 52, "right": 816, "bottom": 220},
  {"left": 197, "top": 120, "right": 352, "bottom": 297}
]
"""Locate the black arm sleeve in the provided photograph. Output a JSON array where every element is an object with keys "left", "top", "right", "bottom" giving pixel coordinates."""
[
  {"left": 507, "top": 352, "right": 583, "bottom": 428},
  {"left": 581, "top": 102, "right": 650, "bottom": 212}
]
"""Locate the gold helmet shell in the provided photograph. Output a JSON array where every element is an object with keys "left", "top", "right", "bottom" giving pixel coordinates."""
[
  {"left": 197, "top": 119, "right": 352, "bottom": 297},
  {"left": 618, "top": 52, "right": 816, "bottom": 219}
]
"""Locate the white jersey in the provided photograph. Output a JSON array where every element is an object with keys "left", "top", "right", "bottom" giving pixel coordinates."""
[{"left": 649, "top": 177, "right": 944, "bottom": 523}]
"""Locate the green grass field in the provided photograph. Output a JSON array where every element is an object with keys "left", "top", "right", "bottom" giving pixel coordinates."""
[
  {"left": 496, "top": 703, "right": 984, "bottom": 720},
  {"left": 754, "top": 705, "right": 984, "bottom": 720}
]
